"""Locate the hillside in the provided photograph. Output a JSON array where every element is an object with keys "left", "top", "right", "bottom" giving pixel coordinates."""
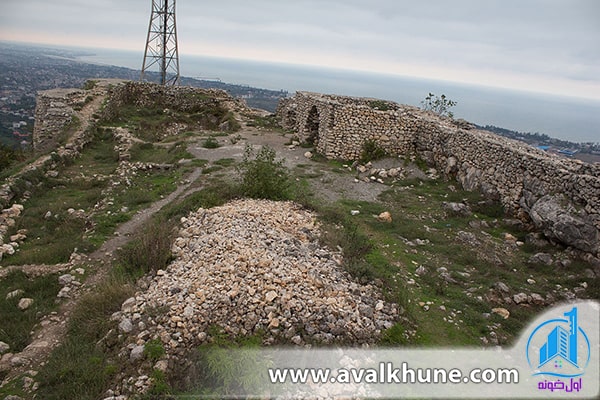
[{"left": 0, "top": 80, "right": 598, "bottom": 399}]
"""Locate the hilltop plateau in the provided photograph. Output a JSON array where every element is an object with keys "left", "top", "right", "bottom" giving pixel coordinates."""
[{"left": 0, "top": 80, "right": 598, "bottom": 399}]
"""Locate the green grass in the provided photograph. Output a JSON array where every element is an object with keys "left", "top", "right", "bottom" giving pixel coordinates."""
[
  {"left": 0, "top": 271, "right": 61, "bottom": 352},
  {"left": 35, "top": 275, "right": 134, "bottom": 400}
]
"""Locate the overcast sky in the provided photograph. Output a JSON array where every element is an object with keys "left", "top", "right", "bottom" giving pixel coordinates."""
[{"left": 2, "top": 0, "right": 599, "bottom": 100}]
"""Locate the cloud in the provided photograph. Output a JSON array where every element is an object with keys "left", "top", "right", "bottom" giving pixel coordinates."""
[{"left": 1, "top": 0, "right": 599, "bottom": 98}]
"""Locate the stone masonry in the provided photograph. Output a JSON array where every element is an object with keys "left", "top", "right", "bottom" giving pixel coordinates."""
[{"left": 277, "top": 92, "right": 600, "bottom": 255}]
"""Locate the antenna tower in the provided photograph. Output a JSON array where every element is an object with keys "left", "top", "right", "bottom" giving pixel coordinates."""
[{"left": 141, "top": 0, "right": 180, "bottom": 85}]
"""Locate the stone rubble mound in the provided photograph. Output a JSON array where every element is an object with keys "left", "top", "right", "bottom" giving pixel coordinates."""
[{"left": 116, "top": 199, "right": 398, "bottom": 353}]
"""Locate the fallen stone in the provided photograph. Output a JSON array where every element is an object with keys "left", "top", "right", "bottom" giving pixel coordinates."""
[
  {"left": 18, "top": 298, "right": 34, "bottom": 311},
  {"left": 377, "top": 211, "right": 392, "bottom": 223},
  {"left": 529, "top": 194, "right": 600, "bottom": 254},
  {"left": 492, "top": 308, "right": 510, "bottom": 319},
  {"left": 58, "top": 274, "right": 74, "bottom": 285},
  {"left": 442, "top": 202, "right": 472, "bottom": 217},
  {"left": 528, "top": 253, "right": 553, "bottom": 266},
  {"left": 118, "top": 318, "right": 133, "bottom": 333},
  {"left": 130, "top": 345, "right": 145, "bottom": 361},
  {"left": 513, "top": 293, "right": 528, "bottom": 304},
  {"left": 6, "top": 289, "right": 24, "bottom": 300},
  {"left": 0, "top": 341, "right": 9, "bottom": 354}
]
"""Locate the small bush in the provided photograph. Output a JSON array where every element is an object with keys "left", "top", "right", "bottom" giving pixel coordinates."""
[
  {"left": 117, "top": 218, "right": 175, "bottom": 277},
  {"left": 144, "top": 339, "right": 166, "bottom": 361},
  {"left": 368, "top": 100, "right": 392, "bottom": 111},
  {"left": 360, "top": 140, "right": 388, "bottom": 163},
  {"left": 237, "top": 145, "right": 291, "bottom": 201},
  {"left": 201, "top": 136, "right": 221, "bottom": 149}
]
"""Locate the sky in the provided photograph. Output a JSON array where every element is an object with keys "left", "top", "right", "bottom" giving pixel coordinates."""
[{"left": 1, "top": 0, "right": 600, "bottom": 101}]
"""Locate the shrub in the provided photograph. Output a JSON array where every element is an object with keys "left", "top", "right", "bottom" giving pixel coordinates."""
[
  {"left": 360, "top": 140, "right": 388, "bottom": 163},
  {"left": 237, "top": 145, "right": 291, "bottom": 201},
  {"left": 421, "top": 92, "right": 457, "bottom": 118},
  {"left": 202, "top": 136, "right": 220, "bottom": 149},
  {"left": 117, "top": 218, "right": 175, "bottom": 277}
]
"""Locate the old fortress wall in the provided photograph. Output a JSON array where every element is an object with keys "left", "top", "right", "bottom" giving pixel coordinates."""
[{"left": 277, "top": 92, "right": 600, "bottom": 254}]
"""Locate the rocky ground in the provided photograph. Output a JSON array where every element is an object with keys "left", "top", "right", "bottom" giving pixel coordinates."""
[
  {"left": 0, "top": 82, "right": 598, "bottom": 400},
  {"left": 105, "top": 199, "right": 398, "bottom": 397}
]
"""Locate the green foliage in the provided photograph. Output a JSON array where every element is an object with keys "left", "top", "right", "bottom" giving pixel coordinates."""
[
  {"left": 237, "top": 144, "right": 291, "bottom": 201},
  {"left": 83, "top": 80, "right": 98, "bottom": 90},
  {"left": 360, "top": 139, "right": 388, "bottom": 163},
  {"left": 201, "top": 136, "right": 221, "bottom": 149},
  {"left": 0, "top": 144, "right": 26, "bottom": 175},
  {"left": 116, "top": 218, "right": 175, "bottom": 278},
  {"left": 144, "top": 339, "right": 166, "bottom": 361},
  {"left": 368, "top": 100, "right": 393, "bottom": 111},
  {"left": 0, "top": 271, "right": 61, "bottom": 351},
  {"left": 421, "top": 92, "right": 457, "bottom": 118},
  {"left": 179, "top": 331, "right": 266, "bottom": 397},
  {"left": 36, "top": 275, "right": 133, "bottom": 400}
]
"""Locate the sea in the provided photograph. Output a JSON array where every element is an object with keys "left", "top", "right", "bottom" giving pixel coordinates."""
[{"left": 77, "top": 47, "right": 600, "bottom": 144}]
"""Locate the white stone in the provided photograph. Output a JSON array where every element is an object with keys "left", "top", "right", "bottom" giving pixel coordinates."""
[{"left": 18, "top": 298, "right": 34, "bottom": 310}]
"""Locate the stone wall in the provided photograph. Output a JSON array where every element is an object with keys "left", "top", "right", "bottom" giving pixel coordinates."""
[
  {"left": 33, "top": 88, "right": 89, "bottom": 153},
  {"left": 277, "top": 92, "right": 600, "bottom": 255},
  {"left": 101, "top": 81, "right": 245, "bottom": 122}
]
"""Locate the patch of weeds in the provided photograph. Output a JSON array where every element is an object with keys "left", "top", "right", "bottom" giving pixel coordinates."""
[
  {"left": 230, "top": 134, "right": 243, "bottom": 144},
  {"left": 213, "top": 158, "right": 236, "bottom": 167},
  {"left": 360, "top": 140, "right": 388, "bottom": 163},
  {"left": 175, "top": 331, "right": 265, "bottom": 397},
  {"left": 237, "top": 144, "right": 292, "bottom": 201},
  {"left": 201, "top": 136, "right": 221, "bottom": 149},
  {"left": 36, "top": 274, "right": 134, "bottom": 400},
  {"left": 160, "top": 183, "right": 239, "bottom": 221},
  {"left": 0, "top": 271, "right": 61, "bottom": 352},
  {"left": 116, "top": 217, "right": 175, "bottom": 278},
  {"left": 144, "top": 339, "right": 166, "bottom": 362},
  {"left": 245, "top": 114, "right": 280, "bottom": 130},
  {"left": 83, "top": 80, "right": 98, "bottom": 90},
  {"left": 368, "top": 100, "right": 393, "bottom": 111},
  {"left": 202, "top": 165, "right": 223, "bottom": 174}
]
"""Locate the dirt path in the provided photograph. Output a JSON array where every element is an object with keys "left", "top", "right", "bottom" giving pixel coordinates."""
[{"left": 0, "top": 165, "right": 204, "bottom": 381}]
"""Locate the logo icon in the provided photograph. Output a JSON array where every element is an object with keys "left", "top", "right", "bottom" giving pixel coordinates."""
[{"left": 526, "top": 306, "right": 591, "bottom": 379}]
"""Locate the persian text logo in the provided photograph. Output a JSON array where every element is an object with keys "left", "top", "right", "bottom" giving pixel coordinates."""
[{"left": 525, "top": 307, "right": 591, "bottom": 392}]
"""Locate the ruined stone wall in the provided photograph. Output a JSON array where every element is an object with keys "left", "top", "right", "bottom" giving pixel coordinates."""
[
  {"left": 101, "top": 81, "right": 245, "bottom": 121},
  {"left": 277, "top": 92, "right": 600, "bottom": 254},
  {"left": 33, "top": 88, "right": 88, "bottom": 153}
]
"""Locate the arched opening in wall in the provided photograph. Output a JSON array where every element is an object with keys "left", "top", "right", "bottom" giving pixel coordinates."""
[
  {"left": 285, "top": 109, "right": 297, "bottom": 127},
  {"left": 304, "top": 105, "right": 320, "bottom": 145}
]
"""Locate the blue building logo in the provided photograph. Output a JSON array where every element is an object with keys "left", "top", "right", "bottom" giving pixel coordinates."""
[{"left": 526, "top": 307, "right": 591, "bottom": 379}]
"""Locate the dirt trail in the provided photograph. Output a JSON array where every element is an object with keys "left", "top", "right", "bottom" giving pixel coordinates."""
[{"left": 0, "top": 90, "right": 208, "bottom": 382}]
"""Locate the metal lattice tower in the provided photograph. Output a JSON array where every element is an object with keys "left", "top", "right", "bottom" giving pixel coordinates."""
[{"left": 141, "top": 0, "right": 180, "bottom": 85}]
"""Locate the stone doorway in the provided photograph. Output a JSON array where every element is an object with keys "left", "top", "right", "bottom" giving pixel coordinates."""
[{"left": 304, "top": 105, "right": 320, "bottom": 145}]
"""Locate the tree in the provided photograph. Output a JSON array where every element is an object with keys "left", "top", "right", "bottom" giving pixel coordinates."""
[{"left": 421, "top": 93, "right": 457, "bottom": 118}]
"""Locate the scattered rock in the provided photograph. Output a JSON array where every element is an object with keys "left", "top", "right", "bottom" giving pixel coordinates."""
[
  {"left": 0, "top": 341, "right": 9, "bottom": 354},
  {"left": 495, "top": 282, "right": 510, "bottom": 293},
  {"left": 377, "top": 211, "right": 392, "bottom": 223},
  {"left": 528, "top": 253, "right": 553, "bottom": 266},
  {"left": 6, "top": 289, "right": 24, "bottom": 300},
  {"left": 529, "top": 194, "right": 600, "bottom": 254},
  {"left": 58, "top": 274, "right": 74, "bottom": 285},
  {"left": 442, "top": 202, "right": 472, "bottom": 217},
  {"left": 130, "top": 346, "right": 145, "bottom": 362},
  {"left": 18, "top": 298, "right": 34, "bottom": 311},
  {"left": 303, "top": 151, "right": 313, "bottom": 159},
  {"left": 118, "top": 318, "right": 133, "bottom": 333},
  {"left": 491, "top": 307, "right": 510, "bottom": 319},
  {"left": 530, "top": 293, "right": 545, "bottom": 305},
  {"left": 513, "top": 293, "right": 528, "bottom": 304}
]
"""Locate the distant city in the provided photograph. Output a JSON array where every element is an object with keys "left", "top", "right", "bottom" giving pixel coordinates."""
[{"left": 0, "top": 42, "right": 598, "bottom": 163}]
